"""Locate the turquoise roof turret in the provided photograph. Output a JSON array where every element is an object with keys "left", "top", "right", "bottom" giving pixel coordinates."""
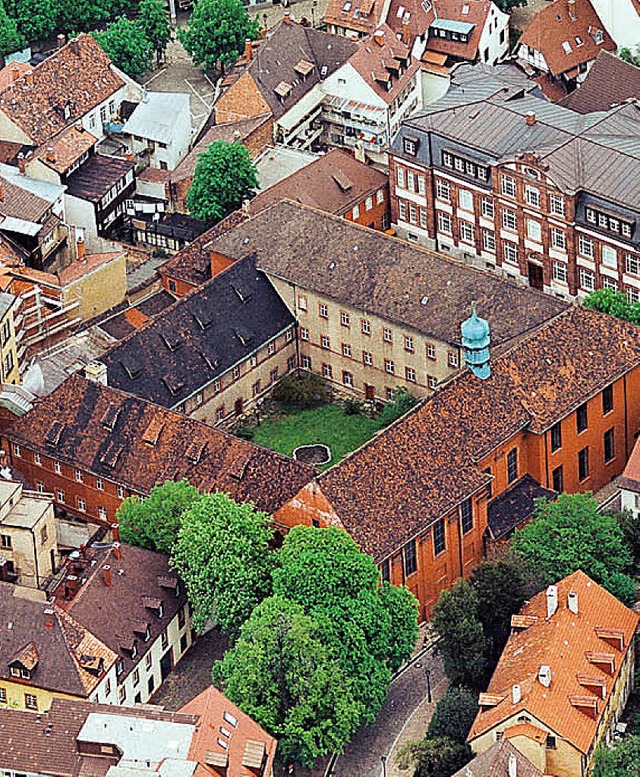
[{"left": 461, "top": 305, "right": 491, "bottom": 379}]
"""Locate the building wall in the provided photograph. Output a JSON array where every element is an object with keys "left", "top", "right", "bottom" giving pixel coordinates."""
[
  {"left": 477, "top": 4, "right": 509, "bottom": 65},
  {"left": 65, "top": 194, "right": 99, "bottom": 243},
  {"left": 590, "top": 0, "right": 640, "bottom": 50},
  {"left": 160, "top": 273, "right": 200, "bottom": 298},
  {"left": 214, "top": 72, "right": 272, "bottom": 124},
  {"left": 0, "top": 298, "right": 20, "bottom": 384},
  {"left": 61, "top": 253, "right": 127, "bottom": 321},
  {"left": 342, "top": 183, "right": 390, "bottom": 231}
]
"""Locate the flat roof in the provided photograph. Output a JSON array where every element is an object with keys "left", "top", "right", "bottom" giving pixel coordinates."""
[{"left": 431, "top": 18, "right": 475, "bottom": 34}]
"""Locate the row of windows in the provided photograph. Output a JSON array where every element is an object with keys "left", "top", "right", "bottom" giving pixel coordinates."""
[
  {"left": 0, "top": 688, "right": 38, "bottom": 709},
  {"left": 396, "top": 166, "right": 427, "bottom": 194},
  {"left": 213, "top": 362, "right": 294, "bottom": 422},
  {"left": 500, "top": 174, "right": 566, "bottom": 217},
  {"left": 585, "top": 207, "right": 634, "bottom": 240},
  {"left": 551, "top": 433, "right": 615, "bottom": 491},
  {"left": 550, "top": 387, "right": 614, "bottom": 452},
  {"left": 352, "top": 189, "right": 385, "bottom": 219},
  {"left": 316, "top": 359, "right": 440, "bottom": 392},
  {"left": 398, "top": 199, "right": 428, "bottom": 229}
]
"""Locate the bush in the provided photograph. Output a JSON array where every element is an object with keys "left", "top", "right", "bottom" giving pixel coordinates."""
[
  {"left": 378, "top": 387, "right": 418, "bottom": 426},
  {"left": 234, "top": 426, "right": 254, "bottom": 441},
  {"left": 271, "top": 373, "right": 332, "bottom": 410},
  {"left": 343, "top": 398, "right": 364, "bottom": 416}
]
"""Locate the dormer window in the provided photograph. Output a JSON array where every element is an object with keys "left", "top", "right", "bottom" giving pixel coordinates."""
[
  {"left": 403, "top": 136, "right": 418, "bottom": 155},
  {"left": 116, "top": 658, "right": 124, "bottom": 675}
]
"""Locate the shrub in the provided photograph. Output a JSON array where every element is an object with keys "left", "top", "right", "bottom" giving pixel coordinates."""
[{"left": 271, "top": 373, "right": 333, "bottom": 410}]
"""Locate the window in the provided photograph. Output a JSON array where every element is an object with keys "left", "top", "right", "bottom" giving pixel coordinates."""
[
  {"left": 552, "top": 465, "right": 563, "bottom": 493},
  {"left": 577, "top": 403, "right": 588, "bottom": 434},
  {"left": 551, "top": 228, "right": 566, "bottom": 251},
  {"left": 427, "top": 343, "right": 436, "bottom": 361},
  {"left": 117, "top": 486, "right": 125, "bottom": 499},
  {"left": 377, "top": 188, "right": 385, "bottom": 203},
  {"left": 399, "top": 200, "right": 407, "bottom": 221},
  {"left": 460, "top": 221, "right": 474, "bottom": 244},
  {"left": 403, "top": 137, "right": 418, "bottom": 155},
  {"left": 322, "top": 363, "right": 333, "bottom": 379},
  {"left": 213, "top": 379, "right": 221, "bottom": 393},
  {"left": 286, "top": 329, "right": 293, "bottom": 343},
  {"left": 352, "top": 204, "right": 360, "bottom": 219},
  {"left": 363, "top": 351, "right": 373, "bottom": 366},
  {"left": 342, "top": 371, "right": 354, "bottom": 387},
  {"left": 546, "top": 735, "right": 557, "bottom": 750},
  {"left": 603, "top": 385, "right": 613, "bottom": 415},
  {"left": 550, "top": 422, "right": 562, "bottom": 452},
  {"left": 161, "top": 631, "right": 169, "bottom": 650},
  {"left": 527, "top": 219, "right": 542, "bottom": 242},
  {"left": 403, "top": 539, "right": 417, "bottom": 575},
  {"left": 0, "top": 687, "right": 6, "bottom": 703},
  {"left": 98, "top": 506, "right": 107, "bottom": 521},
  {"left": 298, "top": 295, "right": 308, "bottom": 311},
  {"left": 36, "top": 482, "right": 44, "bottom": 494},
  {"left": 461, "top": 498, "right": 473, "bottom": 534},
  {"left": 604, "top": 428, "right": 615, "bottom": 463},
  {"left": 549, "top": 194, "right": 565, "bottom": 217},
  {"left": 321, "top": 335, "right": 330, "bottom": 350},
  {"left": 459, "top": 189, "right": 473, "bottom": 211},
  {"left": 1, "top": 534, "right": 11, "bottom": 549},
  {"left": 502, "top": 209, "right": 517, "bottom": 231},
  {"left": 438, "top": 211, "right": 452, "bottom": 234},
  {"left": 25, "top": 694, "right": 38, "bottom": 710},
  {"left": 602, "top": 276, "right": 618, "bottom": 290},
  {"left": 252, "top": 381, "right": 261, "bottom": 398},
  {"left": 578, "top": 235, "right": 594, "bottom": 259},
  {"left": 409, "top": 202, "right": 418, "bottom": 225},
  {"left": 381, "top": 560, "right": 390, "bottom": 583},
  {"left": 436, "top": 179, "right": 450, "bottom": 202},
  {"left": 525, "top": 186, "right": 540, "bottom": 207},
  {"left": 503, "top": 241, "right": 518, "bottom": 265},
  {"left": 404, "top": 336, "right": 414, "bottom": 352},
  {"left": 396, "top": 166, "right": 405, "bottom": 188},
  {"left": 406, "top": 171, "right": 415, "bottom": 191},
  {"left": 481, "top": 198, "right": 494, "bottom": 219},
  {"left": 578, "top": 447, "right": 589, "bottom": 481},
  {"left": 507, "top": 448, "right": 518, "bottom": 483},
  {"left": 501, "top": 175, "right": 516, "bottom": 197},
  {"left": 34, "top": 452, "right": 41, "bottom": 465},
  {"left": 433, "top": 519, "right": 445, "bottom": 555},
  {"left": 602, "top": 244, "right": 618, "bottom": 268},
  {"left": 145, "top": 653, "right": 153, "bottom": 670},
  {"left": 77, "top": 497, "right": 86, "bottom": 513},
  {"left": 419, "top": 208, "right": 428, "bottom": 229},
  {"left": 340, "top": 311, "right": 350, "bottom": 327},
  {"left": 54, "top": 461, "right": 61, "bottom": 474},
  {"left": 552, "top": 261, "right": 567, "bottom": 284},
  {"left": 417, "top": 176, "right": 425, "bottom": 195},
  {"left": 300, "top": 327, "right": 309, "bottom": 341},
  {"left": 428, "top": 375, "right": 437, "bottom": 389},
  {"left": 384, "top": 359, "right": 395, "bottom": 374},
  {"left": 270, "top": 368, "right": 279, "bottom": 384},
  {"left": 12, "top": 443, "right": 20, "bottom": 457},
  {"left": 362, "top": 319, "right": 371, "bottom": 335},
  {"left": 96, "top": 478, "right": 104, "bottom": 491},
  {"left": 56, "top": 490, "right": 65, "bottom": 504},
  {"left": 232, "top": 366, "right": 240, "bottom": 381},
  {"left": 383, "top": 327, "right": 393, "bottom": 343},
  {"left": 405, "top": 366, "right": 416, "bottom": 383},
  {"left": 448, "top": 351, "right": 459, "bottom": 368},
  {"left": 301, "top": 355, "right": 311, "bottom": 369},
  {"left": 216, "top": 406, "right": 225, "bottom": 422},
  {"left": 319, "top": 303, "right": 328, "bottom": 318},
  {"left": 118, "top": 686, "right": 126, "bottom": 704},
  {"left": 626, "top": 254, "right": 640, "bottom": 275},
  {"left": 628, "top": 286, "right": 640, "bottom": 304},
  {"left": 579, "top": 268, "right": 595, "bottom": 291},
  {"left": 268, "top": 342, "right": 275, "bottom": 356}
]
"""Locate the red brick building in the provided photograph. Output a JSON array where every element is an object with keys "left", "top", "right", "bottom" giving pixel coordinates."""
[
  {"left": 389, "top": 65, "right": 640, "bottom": 301},
  {"left": 275, "top": 305, "right": 640, "bottom": 620}
]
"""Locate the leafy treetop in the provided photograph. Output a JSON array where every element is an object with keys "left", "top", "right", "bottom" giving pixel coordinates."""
[{"left": 94, "top": 16, "right": 152, "bottom": 80}]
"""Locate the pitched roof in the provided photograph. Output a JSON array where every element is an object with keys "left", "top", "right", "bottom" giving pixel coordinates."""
[
  {"left": 0, "top": 582, "right": 118, "bottom": 698},
  {"left": 249, "top": 149, "right": 387, "bottom": 216},
  {"left": 385, "top": 0, "right": 436, "bottom": 47},
  {"left": 5, "top": 374, "right": 315, "bottom": 515},
  {"left": 323, "top": 0, "right": 386, "bottom": 37},
  {"left": 0, "top": 175, "right": 51, "bottom": 223},
  {"left": 211, "top": 201, "right": 567, "bottom": 350},
  {"left": 0, "top": 34, "right": 125, "bottom": 146},
  {"left": 518, "top": 0, "right": 615, "bottom": 77},
  {"left": 302, "top": 305, "right": 640, "bottom": 560},
  {"left": 426, "top": 0, "right": 495, "bottom": 61},
  {"left": 38, "top": 123, "right": 97, "bottom": 174},
  {"left": 468, "top": 571, "right": 640, "bottom": 755},
  {"left": 100, "top": 255, "right": 295, "bottom": 407},
  {"left": 559, "top": 50, "right": 640, "bottom": 114},
  {"left": 451, "top": 739, "right": 543, "bottom": 777},
  {"left": 486, "top": 474, "right": 556, "bottom": 541},
  {"left": 159, "top": 210, "right": 248, "bottom": 288},
  {"left": 55, "top": 544, "right": 186, "bottom": 682},
  {"left": 64, "top": 154, "right": 135, "bottom": 202},
  {"left": 180, "top": 686, "right": 278, "bottom": 777}
]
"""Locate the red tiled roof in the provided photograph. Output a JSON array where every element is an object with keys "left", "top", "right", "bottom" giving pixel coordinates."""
[
  {"left": 560, "top": 50, "right": 640, "bottom": 113},
  {"left": 38, "top": 123, "right": 96, "bottom": 174},
  {"left": 426, "top": 0, "right": 493, "bottom": 61},
  {"left": 323, "top": 0, "right": 385, "bottom": 36},
  {"left": 518, "top": 0, "right": 615, "bottom": 77}
]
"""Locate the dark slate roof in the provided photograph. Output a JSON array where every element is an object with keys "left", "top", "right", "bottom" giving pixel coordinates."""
[
  {"left": 5, "top": 374, "right": 314, "bottom": 515},
  {"left": 65, "top": 154, "right": 135, "bottom": 202},
  {"left": 100, "top": 255, "right": 294, "bottom": 407},
  {"left": 212, "top": 201, "right": 567, "bottom": 349},
  {"left": 451, "top": 740, "right": 543, "bottom": 777},
  {"left": 99, "top": 291, "right": 178, "bottom": 340},
  {"left": 486, "top": 474, "right": 556, "bottom": 541},
  {"left": 57, "top": 544, "right": 186, "bottom": 682},
  {"left": 560, "top": 51, "right": 640, "bottom": 114}
]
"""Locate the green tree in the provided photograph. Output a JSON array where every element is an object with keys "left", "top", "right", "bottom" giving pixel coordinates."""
[
  {"left": 615, "top": 508, "right": 640, "bottom": 565},
  {"left": 57, "top": 0, "right": 110, "bottom": 32},
  {"left": 583, "top": 288, "right": 640, "bottom": 324},
  {"left": 593, "top": 734, "right": 640, "bottom": 777},
  {"left": 470, "top": 559, "right": 529, "bottom": 663},
  {"left": 272, "top": 526, "right": 419, "bottom": 724},
  {"left": 493, "top": 0, "right": 527, "bottom": 10},
  {"left": 138, "top": 0, "right": 171, "bottom": 65},
  {"left": 7, "top": 0, "right": 54, "bottom": 43},
  {"left": 427, "top": 687, "right": 478, "bottom": 744},
  {"left": 94, "top": 17, "right": 152, "bottom": 80},
  {"left": 178, "top": 0, "right": 260, "bottom": 72},
  {"left": 512, "top": 493, "right": 635, "bottom": 604},
  {"left": 620, "top": 47, "right": 640, "bottom": 68},
  {"left": 378, "top": 386, "right": 419, "bottom": 426},
  {"left": 431, "top": 579, "right": 487, "bottom": 688},
  {"left": 171, "top": 493, "right": 275, "bottom": 633},
  {"left": 187, "top": 140, "right": 258, "bottom": 224},
  {"left": 396, "top": 736, "right": 471, "bottom": 777},
  {"left": 0, "top": 0, "right": 24, "bottom": 56},
  {"left": 213, "top": 596, "right": 361, "bottom": 766},
  {"left": 116, "top": 479, "right": 200, "bottom": 554}
]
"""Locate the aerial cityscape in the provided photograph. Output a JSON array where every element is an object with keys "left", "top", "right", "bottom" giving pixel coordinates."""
[{"left": 0, "top": 0, "right": 639, "bottom": 775}]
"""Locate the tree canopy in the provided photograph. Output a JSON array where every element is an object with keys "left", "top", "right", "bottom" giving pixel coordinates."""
[
  {"left": 427, "top": 687, "right": 478, "bottom": 744},
  {"left": 396, "top": 736, "right": 471, "bottom": 777},
  {"left": 593, "top": 734, "right": 640, "bottom": 777},
  {"left": 138, "top": 0, "right": 171, "bottom": 64},
  {"left": 57, "top": 0, "right": 110, "bottom": 33},
  {"left": 213, "top": 596, "right": 362, "bottom": 767},
  {"left": 116, "top": 479, "right": 200, "bottom": 555},
  {"left": 94, "top": 17, "right": 153, "bottom": 80},
  {"left": 187, "top": 140, "right": 259, "bottom": 224},
  {"left": 512, "top": 493, "right": 636, "bottom": 605},
  {"left": 583, "top": 288, "right": 640, "bottom": 324},
  {"left": 178, "top": 0, "right": 260, "bottom": 72},
  {"left": 6, "top": 0, "right": 54, "bottom": 43},
  {"left": 171, "top": 493, "right": 275, "bottom": 633},
  {"left": 0, "top": 0, "right": 24, "bottom": 56}
]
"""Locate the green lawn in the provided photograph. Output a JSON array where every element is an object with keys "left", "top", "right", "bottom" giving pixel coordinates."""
[{"left": 252, "top": 404, "right": 381, "bottom": 470}]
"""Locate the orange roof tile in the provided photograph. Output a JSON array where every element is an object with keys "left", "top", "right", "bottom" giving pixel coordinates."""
[
  {"left": 469, "top": 571, "right": 639, "bottom": 755},
  {"left": 503, "top": 722, "right": 547, "bottom": 744}
]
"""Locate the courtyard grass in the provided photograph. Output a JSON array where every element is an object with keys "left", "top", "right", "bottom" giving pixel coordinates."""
[{"left": 251, "top": 404, "right": 382, "bottom": 470}]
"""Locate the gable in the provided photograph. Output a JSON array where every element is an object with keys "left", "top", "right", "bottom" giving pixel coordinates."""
[
  {"left": 215, "top": 72, "right": 273, "bottom": 124},
  {"left": 274, "top": 481, "right": 345, "bottom": 532}
]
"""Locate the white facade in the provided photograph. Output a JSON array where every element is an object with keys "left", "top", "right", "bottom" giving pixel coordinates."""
[
  {"left": 590, "top": 0, "right": 640, "bottom": 51},
  {"left": 122, "top": 92, "right": 192, "bottom": 171},
  {"left": 477, "top": 2, "right": 510, "bottom": 65}
]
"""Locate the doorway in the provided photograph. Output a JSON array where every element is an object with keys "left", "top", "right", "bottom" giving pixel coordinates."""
[
  {"left": 527, "top": 262, "right": 544, "bottom": 290},
  {"left": 160, "top": 649, "right": 173, "bottom": 681}
]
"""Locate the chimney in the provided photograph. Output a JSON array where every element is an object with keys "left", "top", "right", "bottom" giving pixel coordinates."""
[
  {"left": 374, "top": 29, "right": 385, "bottom": 46},
  {"left": 526, "top": 111, "right": 536, "bottom": 126},
  {"left": 85, "top": 361, "right": 108, "bottom": 385},
  {"left": 538, "top": 665, "right": 551, "bottom": 688},
  {"left": 17, "top": 153, "right": 25, "bottom": 175},
  {"left": 284, "top": 11, "right": 291, "bottom": 24},
  {"left": 113, "top": 542, "right": 122, "bottom": 561},
  {"left": 45, "top": 146, "right": 56, "bottom": 164},
  {"left": 44, "top": 608, "right": 55, "bottom": 629},
  {"left": 568, "top": 590, "right": 578, "bottom": 614},
  {"left": 25, "top": 70, "right": 34, "bottom": 87},
  {"left": 511, "top": 684, "right": 521, "bottom": 704},
  {"left": 70, "top": 38, "right": 80, "bottom": 56},
  {"left": 546, "top": 585, "right": 558, "bottom": 618},
  {"left": 244, "top": 39, "right": 253, "bottom": 61},
  {"left": 75, "top": 121, "right": 84, "bottom": 133},
  {"left": 57, "top": 33, "right": 66, "bottom": 49},
  {"left": 102, "top": 564, "right": 112, "bottom": 588},
  {"left": 508, "top": 752, "right": 517, "bottom": 777},
  {"left": 76, "top": 231, "right": 86, "bottom": 260},
  {"left": 111, "top": 522, "right": 120, "bottom": 543},
  {"left": 65, "top": 574, "right": 80, "bottom": 599},
  {"left": 10, "top": 65, "right": 19, "bottom": 83}
]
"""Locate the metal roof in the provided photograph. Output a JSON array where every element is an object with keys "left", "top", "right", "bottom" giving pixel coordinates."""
[{"left": 430, "top": 17, "right": 474, "bottom": 34}]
